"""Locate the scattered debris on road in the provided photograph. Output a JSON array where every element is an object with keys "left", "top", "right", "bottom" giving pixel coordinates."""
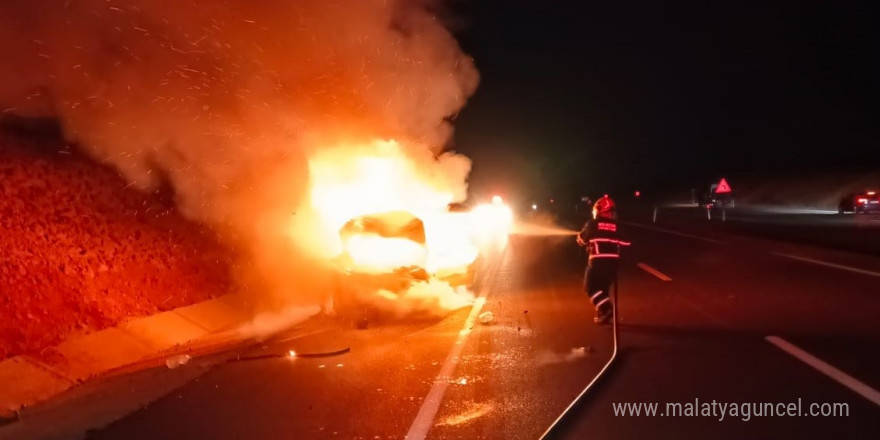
[
  {"left": 436, "top": 401, "right": 494, "bottom": 427},
  {"left": 535, "top": 347, "right": 592, "bottom": 366},
  {"left": 165, "top": 354, "right": 191, "bottom": 369}
]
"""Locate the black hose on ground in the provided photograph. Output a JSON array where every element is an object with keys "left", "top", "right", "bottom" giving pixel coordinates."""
[{"left": 232, "top": 347, "right": 351, "bottom": 362}]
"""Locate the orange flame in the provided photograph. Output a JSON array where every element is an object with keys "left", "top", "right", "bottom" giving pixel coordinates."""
[
  {"left": 301, "top": 139, "right": 509, "bottom": 312},
  {"left": 345, "top": 234, "right": 428, "bottom": 274}
]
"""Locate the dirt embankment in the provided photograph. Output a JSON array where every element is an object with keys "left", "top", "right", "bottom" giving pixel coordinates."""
[{"left": 0, "top": 131, "right": 234, "bottom": 359}]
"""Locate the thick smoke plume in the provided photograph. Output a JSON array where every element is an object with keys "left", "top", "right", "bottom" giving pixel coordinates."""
[{"left": 0, "top": 0, "right": 478, "bottom": 310}]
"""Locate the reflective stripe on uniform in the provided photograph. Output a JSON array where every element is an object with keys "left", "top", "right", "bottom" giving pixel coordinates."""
[
  {"left": 595, "top": 297, "right": 611, "bottom": 308},
  {"left": 589, "top": 253, "right": 620, "bottom": 259},
  {"left": 590, "top": 290, "right": 605, "bottom": 301},
  {"left": 589, "top": 238, "right": 632, "bottom": 246}
]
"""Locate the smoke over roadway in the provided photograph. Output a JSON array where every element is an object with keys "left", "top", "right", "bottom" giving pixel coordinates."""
[{"left": 0, "top": 0, "right": 478, "bottom": 312}]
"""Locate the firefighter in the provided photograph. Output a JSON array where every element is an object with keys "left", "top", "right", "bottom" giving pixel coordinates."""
[{"left": 576, "top": 195, "right": 627, "bottom": 324}]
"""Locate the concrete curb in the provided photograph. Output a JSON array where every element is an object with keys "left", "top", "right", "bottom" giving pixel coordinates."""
[{"left": 0, "top": 295, "right": 252, "bottom": 418}]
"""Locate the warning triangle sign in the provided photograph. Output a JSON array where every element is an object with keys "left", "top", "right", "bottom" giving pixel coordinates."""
[{"left": 715, "top": 178, "right": 732, "bottom": 194}]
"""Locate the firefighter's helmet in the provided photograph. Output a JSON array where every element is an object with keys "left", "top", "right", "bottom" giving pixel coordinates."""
[{"left": 593, "top": 195, "right": 616, "bottom": 219}]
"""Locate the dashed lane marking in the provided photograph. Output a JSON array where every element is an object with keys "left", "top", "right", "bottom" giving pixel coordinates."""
[
  {"left": 766, "top": 336, "right": 880, "bottom": 406},
  {"left": 637, "top": 263, "right": 672, "bottom": 281},
  {"left": 772, "top": 253, "right": 880, "bottom": 278}
]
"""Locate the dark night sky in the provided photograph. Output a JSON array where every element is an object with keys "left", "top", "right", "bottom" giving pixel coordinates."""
[{"left": 449, "top": 0, "right": 880, "bottom": 202}]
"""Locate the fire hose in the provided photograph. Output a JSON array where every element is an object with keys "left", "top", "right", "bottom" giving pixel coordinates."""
[
  {"left": 234, "top": 347, "right": 351, "bottom": 362},
  {"left": 538, "top": 253, "right": 621, "bottom": 439}
]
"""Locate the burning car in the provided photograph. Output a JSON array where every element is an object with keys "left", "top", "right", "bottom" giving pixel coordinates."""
[
  {"left": 838, "top": 191, "right": 880, "bottom": 214},
  {"left": 330, "top": 210, "right": 477, "bottom": 327},
  {"left": 305, "top": 141, "right": 511, "bottom": 327}
]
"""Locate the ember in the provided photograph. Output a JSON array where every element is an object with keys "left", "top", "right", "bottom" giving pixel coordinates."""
[{"left": 0, "top": 0, "right": 480, "bottom": 319}]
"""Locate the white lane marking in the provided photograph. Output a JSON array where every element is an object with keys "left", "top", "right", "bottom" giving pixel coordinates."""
[
  {"left": 405, "top": 284, "right": 492, "bottom": 439},
  {"left": 773, "top": 253, "right": 880, "bottom": 278},
  {"left": 626, "top": 222, "right": 726, "bottom": 244},
  {"left": 766, "top": 336, "right": 880, "bottom": 406},
  {"left": 636, "top": 263, "right": 672, "bottom": 281}
]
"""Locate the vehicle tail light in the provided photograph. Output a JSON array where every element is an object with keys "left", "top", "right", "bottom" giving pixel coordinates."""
[{"left": 857, "top": 198, "right": 869, "bottom": 204}]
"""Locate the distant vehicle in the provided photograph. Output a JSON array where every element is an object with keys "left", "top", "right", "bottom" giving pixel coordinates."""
[
  {"left": 838, "top": 191, "right": 880, "bottom": 214},
  {"left": 697, "top": 183, "right": 734, "bottom": 209}
]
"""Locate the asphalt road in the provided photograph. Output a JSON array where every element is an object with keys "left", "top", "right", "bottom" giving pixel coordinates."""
[
  {"left": 650, "top": 203, "right": 880, "bottom": 256},
  {"left": 5, "top": 208, "right": 880, "bottom": 439},
  {"left": 553, "top": 208, "right": 880, "bottom": 439},
  {"left": 7, "top": 234, "right": 615, "bottom": 440}
]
